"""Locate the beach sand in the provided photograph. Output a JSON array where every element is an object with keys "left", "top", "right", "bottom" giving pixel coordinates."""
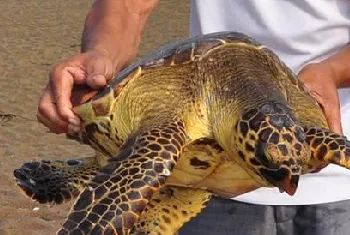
[{"left": 0, "top": 1, "right": 189, "bottom": 234}]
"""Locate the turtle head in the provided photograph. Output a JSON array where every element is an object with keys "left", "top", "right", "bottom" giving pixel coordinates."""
[
  {"left": 254, "top": 141, "right": 306, "bottom": 196},
  {"left": 236, "top": 103, "right": 310, "bottom": 195}
]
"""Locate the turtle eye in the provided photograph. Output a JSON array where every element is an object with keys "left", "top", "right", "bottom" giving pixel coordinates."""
[
  {"left": 255, "top": 142, "right": 269, "bottom": 164},
  {"left": 255, "top": 142, "right": 279, "bottom": 169}
]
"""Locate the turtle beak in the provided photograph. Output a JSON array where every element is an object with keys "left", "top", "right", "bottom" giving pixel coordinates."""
[
  {"left": 272, "top": 174, "right": 299, "bottom": 196},
  {"left": 260, "top": 168, "right": 299, "bottom": 196}
]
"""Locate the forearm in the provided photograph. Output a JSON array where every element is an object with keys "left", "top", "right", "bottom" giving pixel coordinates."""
[
  {"left": 81, "top": 0, "right": 159, "bottom": 70},
  {"left": 324, "top": 44, "right": 350, "bottom": 88}
]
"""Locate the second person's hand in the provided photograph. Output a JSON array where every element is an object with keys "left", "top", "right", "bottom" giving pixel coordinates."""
[{"left": 298, "top": 62, "right": 343, "bottom": 134}]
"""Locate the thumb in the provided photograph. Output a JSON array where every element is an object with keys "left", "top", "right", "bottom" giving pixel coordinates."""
[
  {"left": 86, "top": 73, "right": 108, "bottom": 89},
  {"left": 85, "top": 54, "right": 117, "bottom": 89}
]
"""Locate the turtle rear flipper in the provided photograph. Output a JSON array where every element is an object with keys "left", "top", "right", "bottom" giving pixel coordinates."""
[
  {"left": 304, "top": 127, "right": 350, "bottom": 172},
  {"left": 132, "top": 186, "right": 211, "bottom": 235},
  {"left": 14, "top": 157, "right": 99, "bottom": 204}
]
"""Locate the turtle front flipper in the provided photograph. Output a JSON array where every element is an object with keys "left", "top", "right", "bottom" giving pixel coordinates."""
[
  {"left": 304, "top": 127, "right": 350, "bottom": 172},
  {"left": 14, "top": 157, "right": 99, "bottom": 204},
  {"left": 132, "top": 186, "right": 211, "bottom": 235},
  {"left": 57, "top": 120, "right": 189, "bottom": 235}
]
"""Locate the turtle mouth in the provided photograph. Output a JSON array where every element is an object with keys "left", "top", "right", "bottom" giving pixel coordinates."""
[
  {"left": 13, "top": 168, "right": 38, "bottom": 199},
  {"left": 260, "top": 168, "right": 299, "bottom": 196}
]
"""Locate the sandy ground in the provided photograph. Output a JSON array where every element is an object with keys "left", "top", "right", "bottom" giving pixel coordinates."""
[{"left": 0, "top": 1, "right": 189, "bottom": 234}]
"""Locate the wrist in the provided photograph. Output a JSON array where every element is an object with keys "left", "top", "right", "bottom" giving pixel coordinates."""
[
  {"left": 81, "top": 0, "right": 154, "bottom": 72},
  {"left": 323, "top": 45, "right": 350, "bottom": 88},
  {"left": 315, "top": 60, "right": 342, "bottom": 88},
  {"left": 85, "top": 30, "right": 140, "bottom": 72}
]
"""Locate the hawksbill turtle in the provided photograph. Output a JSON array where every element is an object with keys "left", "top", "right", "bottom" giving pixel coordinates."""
[{"left": 14, "top": 31, "right": 350, "bottom": 235}]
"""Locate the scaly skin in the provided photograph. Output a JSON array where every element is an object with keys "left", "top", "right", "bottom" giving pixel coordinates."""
[{"left": 131, "top": 186, "right": 211, "bottom": 235}]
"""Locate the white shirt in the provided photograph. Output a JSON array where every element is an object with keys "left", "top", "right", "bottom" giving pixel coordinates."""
[{"left": 190, "top": 0, "right": 350, "bottom": 205}]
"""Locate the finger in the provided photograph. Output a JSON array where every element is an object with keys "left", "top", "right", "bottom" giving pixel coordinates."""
[
  {"left": 310, "top": 91, "right": 343, "bottom": 135},
  {"left": 85, "top": 54, "right": 116, "bottom": 88},
  {"left": 37, "top": 112, "right": 65, "bottom": 134},
  {"left": 322, "top": 102, "right": 343, "bottom": 135},
  {"left": 50, "top": 66, "right": 76, "bottom": 122},
  {"left": 66, "top": 66, "right": 88, "bottom": 85},
  {"left": 37, "top": 87, "right": 68, "bottom": 133},
  {"left": 86, "top": 74, "right": 108, "bottom": 89}
]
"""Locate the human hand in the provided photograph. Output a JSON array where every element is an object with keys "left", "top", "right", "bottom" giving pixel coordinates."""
[
  {"left": 37, "top": 50, "right": 116, "bottom": 134},
  {"left": 298, "top": 62, "right": 343, "bottom": 134}
]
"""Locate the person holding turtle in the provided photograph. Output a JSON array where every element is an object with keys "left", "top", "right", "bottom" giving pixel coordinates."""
[{"left": 37, "top": 0, "right": 350, "bottom": 234}]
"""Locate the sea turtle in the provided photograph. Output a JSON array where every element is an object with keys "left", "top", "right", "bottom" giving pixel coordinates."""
[{"left": 14, "top": 31, "right": 350, "bottom": 235}]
